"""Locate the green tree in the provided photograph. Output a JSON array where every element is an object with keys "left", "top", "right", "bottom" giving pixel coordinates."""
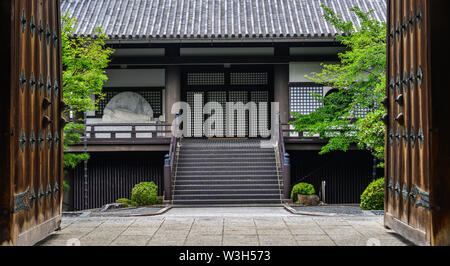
[
  {"left": 290, "top": 6, "right": 386, "bottom": 165},
  {"left": 61, "top": 14, "right": 114, "bottom": 189}
]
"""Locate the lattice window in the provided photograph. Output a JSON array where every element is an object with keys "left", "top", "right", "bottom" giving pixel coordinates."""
[
  {"left": 187, "top": 73, "right": 225, "bottom": 86},
  {"left": 229, "top": 91, "right": 249, "bottom": 137},
  {"left": 96, "top": 90, "right": 162, "bottom": 118},
  {"left": 186, "top": 91, "right": 204, "bottom": 137},
  {"left": 353, "top": 102, "right": 378, "bottom": 118},
  {"left": 250, "top": 91, "right": 270, "bottom": 136},
  {"left": 206, "top": 91, "right": 227, "bottom": 135},
  {"left": 230, "top": 72, "right": 268, "bottom": 85},
  {"left": 290, "top": 85, "right": 324, "bottom": 116}
]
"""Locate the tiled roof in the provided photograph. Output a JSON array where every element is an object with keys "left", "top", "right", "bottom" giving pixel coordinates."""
[{"left": 61, "top": 0, "right": 386, "bottom": 41}]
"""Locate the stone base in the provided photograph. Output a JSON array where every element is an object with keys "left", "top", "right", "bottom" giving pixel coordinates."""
[{"left": 297, "top": 195, "right": 320, "bottom": 206}]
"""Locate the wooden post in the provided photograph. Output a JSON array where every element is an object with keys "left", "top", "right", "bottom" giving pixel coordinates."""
[
  {"left": 283, "top": 153, "right": 291, "bottom": 201},
  {"left": 164, "top": 154, "right": 172, "bottom": 202},
  {"left": 165, "top": 66, "right": 181, "bottom": 126},
  {"left": 274, "top": 64, "right": 290, "bottom": 125}
]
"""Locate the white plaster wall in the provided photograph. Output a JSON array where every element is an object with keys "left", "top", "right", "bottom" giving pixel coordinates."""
[
  {"left": 104, "top": 69, "right": 166, "bottom": 88},
  {"left": 289, "top": 62, "right": 337, "bottom": 83}
]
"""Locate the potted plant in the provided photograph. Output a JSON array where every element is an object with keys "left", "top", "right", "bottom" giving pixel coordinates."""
[{"left": 291, "top": 183, "right": 320, "bottom": 206}]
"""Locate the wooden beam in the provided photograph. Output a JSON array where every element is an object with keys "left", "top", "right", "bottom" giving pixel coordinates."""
[
  {"left": 68, "top": 144, "right": 170, "bottom": 153},
  {"left": 110, "top": 55, "right": 340, "bottom": 66}
]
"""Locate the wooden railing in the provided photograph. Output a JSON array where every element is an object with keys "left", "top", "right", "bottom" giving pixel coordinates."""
[
  {"left": 280, "top": 121, "right": 324, "bottom": 143},
  {"left": 85, "top": 122, "right": 173, "bottom": 145},
  {"left": 276, "top": 115, "right": 291, "bottom": 201}
]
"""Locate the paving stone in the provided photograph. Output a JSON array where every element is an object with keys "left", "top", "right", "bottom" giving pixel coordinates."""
[
  {"left": 147, "top": 239, "right": 186, "bottom": 246},
  {"left": 296, "top": 240, "right": 336, "bottom": 246},
  {"left": 293, "top": 234, "right": 332, "bottom": 241},
  {"left": 81, "top": 241, "right": 111, "bottom": 246},
  {"left": 327, "top": 234, "right": 369, "bottom": 244},
  {"left": 57, "top": 226, "right": 95, "bottom": 235},
  {"left": 185, "top": 235, "right": 223, "bottom": 246},
  {"left": 223, "top": 235, "right": 259, "bottom": 246},
  {"left": 224, "top": 228, "right": 257, "bottom": 235},
  {"left": 120, "top": 228, "right": 159, "bottom": 236},
  {"left": 37, "top": 240, "right": 69, "bottom": 246},
  {"left": 38, "top": 207, "right": 411, "bottom": 247},
  {"left": 258, "top": 235, "right": 296, "bottom": 246},
  {"left": 320, "top": 226, "right": 362, "bottom": 236},
  {"left": 289, "top": 227, "right": 327, "bottom": 235},
  {"left": 110, "top": 235, "right": 151, "bottom": 246},
  {"left": 81, "top": 232, "right": 121, "bottom": 242},
  {"left": 189, "top": 229, "right": 223, "bottom": 236},
  {"left": 257, "top": 229, "right": 292, "bottom": 235},
  {"left": 45, "top": 233, "right": 85, "bottom": 241},
  {"left": 314, "top": 219, "right": 351, "bottom": 226}
]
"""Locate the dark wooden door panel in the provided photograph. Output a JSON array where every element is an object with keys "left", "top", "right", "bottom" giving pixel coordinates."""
[
  {"left": 0, "top": 0, "right": 63, "bottom": 246},
  {"left": 386, "top": 0, "right": 450, "bottom": 246}
]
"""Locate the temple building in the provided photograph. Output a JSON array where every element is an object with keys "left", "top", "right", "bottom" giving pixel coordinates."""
[{"left": 61, "top": 0, "right": 387, "bottom": 210}]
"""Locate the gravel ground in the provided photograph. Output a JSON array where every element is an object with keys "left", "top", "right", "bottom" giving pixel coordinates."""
[
  {"left": 64, "top": 207, "right": 169, "bottom": 218},
  {"left": 292, "top": 205, "right": 384, "bottom": 216}
]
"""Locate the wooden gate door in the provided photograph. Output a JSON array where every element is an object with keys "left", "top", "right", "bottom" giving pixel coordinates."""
[
  {"left": 0, "top": 0, "right": 63, "bottom": 246},
  {"left": 385, "top": 0, "right": 450, "bottom": 246}
]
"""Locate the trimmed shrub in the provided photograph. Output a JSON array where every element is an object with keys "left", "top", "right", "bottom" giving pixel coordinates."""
[
  {"left": 116, "top": 198, "right": 135, "bottom": 208},
  {"left": 360, "top": 178, "right": 385, "bottom": 210},
  {"left": 131, "top": 182, "right": 160, "bottom": 206},
  {"left": 291, "top": 182, "right": 316, "bottom": 200}
]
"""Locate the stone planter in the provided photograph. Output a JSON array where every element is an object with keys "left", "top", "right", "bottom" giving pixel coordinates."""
[{"left": 297, "top": 194, "right": 320, "bottom": 206}]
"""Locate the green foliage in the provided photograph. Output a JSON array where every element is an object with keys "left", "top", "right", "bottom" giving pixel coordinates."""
[
  {"left": 63, "top": 181, "right": 70, "bottom": 192},
  {"left": 63, "top": 123, "right": 90, "bottom": 170},
  {"left": 290, "top": 5, "right": 386, "bottom": 161},
  {"left": 61, "top": 13, "right": 114, "bottom": 187},
  {"left": 61, "top": 14, "right": 114, "bottom": 113},
  {"left": 131, "top": 182, "right": 162, "bottom": 206},
  {"left": 291, "top": 183, "right": 316, "bottom": 200},
  {"left": 356, "top": 108, "right": 386, "bottom": 166},
  {"left": 360, "top": 178, "right": 385, "bottom": 210},
  {"left": 116, "top": 198, "right": 136, "bottom": 208}
]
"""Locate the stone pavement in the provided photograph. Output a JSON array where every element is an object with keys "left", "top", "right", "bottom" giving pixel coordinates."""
[{"left": 37, "top": 207, "right": 412, "bottom": 246}]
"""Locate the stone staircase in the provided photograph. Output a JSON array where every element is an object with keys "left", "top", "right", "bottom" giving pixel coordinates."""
[{"left": 172, "top": 139, "right": 283, "bottom": 205}]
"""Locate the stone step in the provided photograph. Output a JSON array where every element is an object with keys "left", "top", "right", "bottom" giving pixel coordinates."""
[
  {"left": 180, "top": 149, "right": 274, "bottom": 154},
  {"left": 174, "top": 184, "right": 280, "bottom": 190},
  {"left": 172, "top": 199, "right": 282, "bottom": 205},
  {"left": 176, "top": 171, "right": 279, "bottom": 177},
  {"left": 174, "top": 179, "right": 281, "bottom": 185},
  {"left": 177, "top": 158, "right": 276, "bottom": 163},
  {"left": 178, "top": 154, "right": 275, "bottom": 160},
  {"left": 172, "top": 139, "right": 283, "bottom": 205},
  {"left": 177, "top": 166, "right": 277, "bottom": 172},
  {"left": 174, "top": 189, "right": 281, "bottom": 195},
  {"left": 175, "top": 176, "right": 279, "bottom": 182},
  {"left": 173, "top": 194, "right": 281, "bottom": 200}
]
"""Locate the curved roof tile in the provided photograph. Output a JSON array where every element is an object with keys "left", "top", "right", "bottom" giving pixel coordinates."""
[{"left": 61, "top": 0, "right": 387, "bottom": 41}]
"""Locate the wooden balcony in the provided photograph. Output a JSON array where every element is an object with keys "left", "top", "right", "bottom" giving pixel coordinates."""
[
  {"left": 68, "top": 122, "right": 173, "bottom": 152},
  {"left": 84, "top": 122, "right": 173, "bottom": 145},
  {"left": 67, "top": 122, "right": 333, "bottom": 152}
]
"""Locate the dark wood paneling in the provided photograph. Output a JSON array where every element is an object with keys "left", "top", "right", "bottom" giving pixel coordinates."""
[
  {"left": 72, "top": 152, "right": 165, "bottom": 211},
  {"left": 290, "top": 151, "right": 374, "bottom": 204},
  {"left": 386, "top": 0, "right": 450, "bottom": 246},
  {"left": 0, "top": 0, "right": 63, "bottom": 246},
  {"left": 0, "top": 0, "right": 13, "bottom": 246},
  {"left": 110, "top": 55, "right": 340, "bottom": 66}
]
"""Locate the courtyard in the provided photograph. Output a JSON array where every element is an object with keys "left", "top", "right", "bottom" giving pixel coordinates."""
[{"left": 38, "top": 207, "right": 412, "bottom": 246}]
